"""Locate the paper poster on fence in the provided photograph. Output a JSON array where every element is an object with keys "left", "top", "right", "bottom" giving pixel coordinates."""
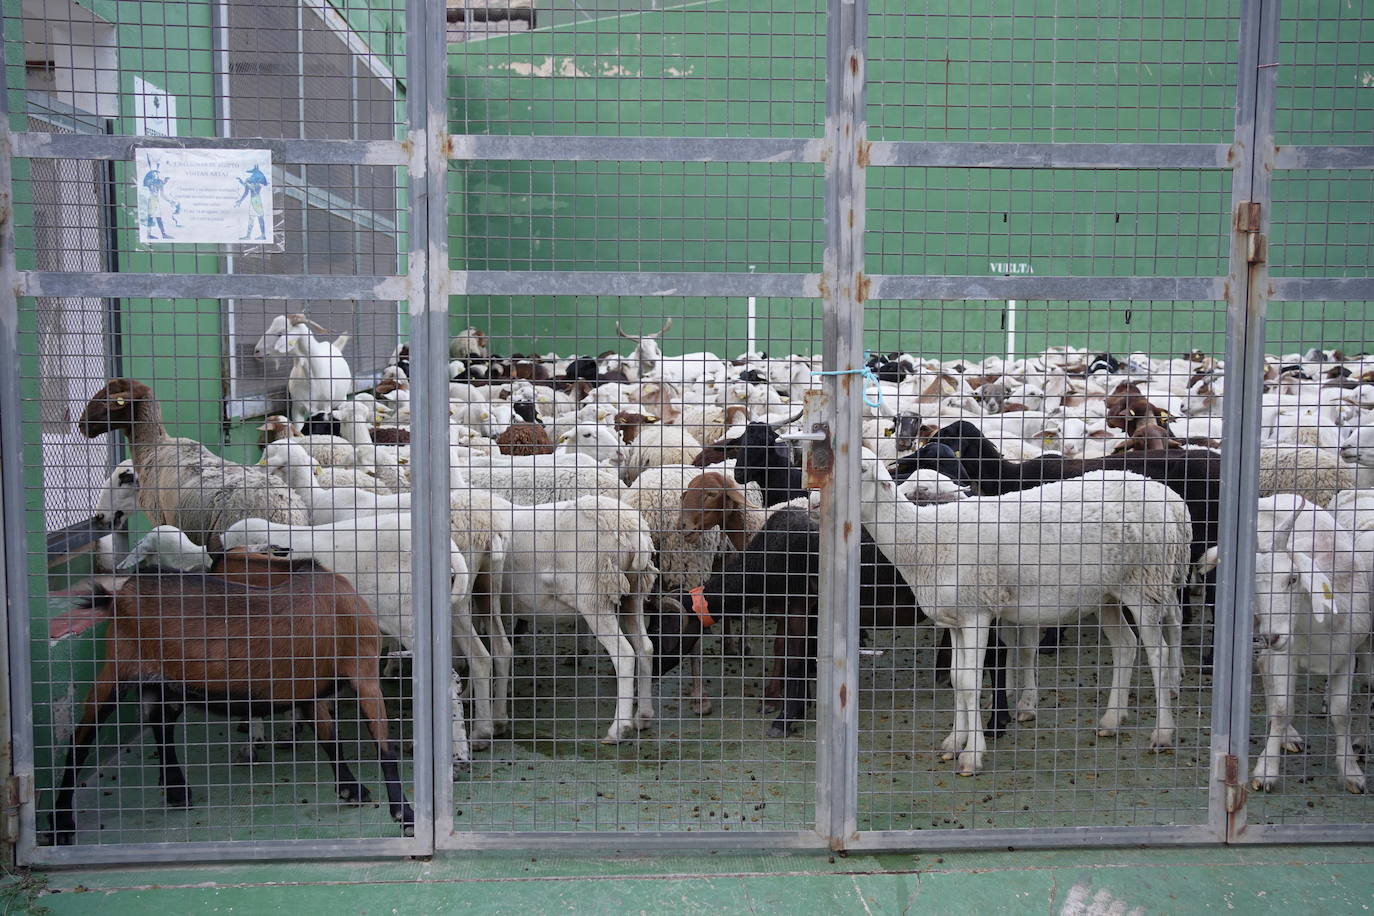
[{"left": 135, "top": 148, "right": 274, "bottom": 245}]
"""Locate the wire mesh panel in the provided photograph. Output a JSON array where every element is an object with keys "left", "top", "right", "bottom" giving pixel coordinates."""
[
  {"left": 438, "top": 296, "right": 829, "bottom": 839},
  {"left": 3, "top": 0, "right": 435, "bottom": 865},
  {"left": 1233, "top": 0, "right": 1374, "bottom": 837},
  {"left": 855, "top": 298, "right": 1226, "bottom": 834}
]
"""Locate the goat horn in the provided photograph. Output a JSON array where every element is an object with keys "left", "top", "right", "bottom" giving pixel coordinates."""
[
  {"left": 1272, "top": 510, "right": 1300, "bottom": 552},
  {"left": 615, "top": 322, "right": 634, "bottom": 340},
  {"left": 304, "top": 318, "right": 332, "bottom": 334},
  {"left": 648, "top": 317, "right": 672, "bottom": 338}
]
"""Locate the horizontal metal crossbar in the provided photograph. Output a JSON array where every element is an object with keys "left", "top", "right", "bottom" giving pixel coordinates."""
[
  {"left": 11, "top": 132, "right": 409, "bottom": 166},
  {"left": 867, "top": 142, "right": 1235, "bottom": 170},
  {"left": 866, "top": 275, "right": 1228, "bottom": 301},
  {"left": 452, "top": 269, "right": 821, "bottom": 298},
  {"left": 1273, "top": 146, "right": 1374, "bottom": 170},
  {"left": 26, "top": 836, "right": 427, "bottom": 866},
  {"left": 449, "top": 135, "right": 827, "bottom": 163},
  {"left": 21, "top": 271, "right": 407, "bottom": 301},
  {"left": 1268, "top": 276, "right": 1374, "bottom": 302},
  {"left": 440, "top": 830, "right": 828, "bottom": 851},
  {"left": 847, "top": 824, "right": 1223, "bottom": 851}
]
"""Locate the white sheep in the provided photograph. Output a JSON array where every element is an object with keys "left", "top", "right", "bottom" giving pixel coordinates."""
[
  {"left": 455, "top": 451, "right": 624, "bottom": 506},
  {"left": 1257, "top": 445, "right": 1356, "bottom": 507},
  {"left": 450, "top": 467, "right": 658, "bottom": 742},
  {"left": 117, "top": 525, "right": 213, "bottom": 572},
  {"left": 620, "top": 425, "right": 703, "bottom": 482},
  {"left": 896, "top": 468, "right": 972, "bottom": 505},
  {"left": 554, "top": 422, "right": 629, "bottom": 471},
  {"left": 256, "top": 415, "right": 358, "bottom": 469},
  {"left": 1251, "top": 508, "right": 1373, "bottom": 794},
  {"left": 859, "top": 461, "right": 1189, "bottom": 776},
  {"left": 260, "top": 437, "right": 392, "bottom": 493},
  {"left": 264, "top": 442, "right": 411, "bottom": 524},
  {"left": 221, "top": 513, "right": 474, "bottom": 768}
]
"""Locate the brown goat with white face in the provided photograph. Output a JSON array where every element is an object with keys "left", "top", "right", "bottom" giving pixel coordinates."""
[{"left": 46, "top": 549, "right": 413, "bottom": 844}]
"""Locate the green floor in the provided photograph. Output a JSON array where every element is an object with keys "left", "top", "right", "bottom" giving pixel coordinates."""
[{"left": 6, "top": 845, "right": 1374, "bottom": 914}]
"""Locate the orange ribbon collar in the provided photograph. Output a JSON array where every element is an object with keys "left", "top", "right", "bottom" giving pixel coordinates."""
[{"left": 689, "top": 586, "right": 714, "bottom": 628}]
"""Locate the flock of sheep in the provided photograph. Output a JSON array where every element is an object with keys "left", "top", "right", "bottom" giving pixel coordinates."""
[{"left": 44, "top": 311, "right": 1374, "bottom": 841}]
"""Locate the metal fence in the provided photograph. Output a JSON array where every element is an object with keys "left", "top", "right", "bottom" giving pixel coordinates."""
[{"left": 2, "top": 0, "right": 1372, "bottom": 866}]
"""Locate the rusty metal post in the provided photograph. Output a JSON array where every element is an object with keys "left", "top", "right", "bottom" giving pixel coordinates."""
[{"left": 815, "top": 0, "right": 867, "bottom": 852}]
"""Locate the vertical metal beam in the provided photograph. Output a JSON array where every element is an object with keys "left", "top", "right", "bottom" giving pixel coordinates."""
[
  {"left": 405, "top": 0, "right": 448, "bottom": 852},
  {"left": 816, "top": 0, "right": 866, "bottom": 852},
  {"left": 0, "top": 26, "right": 34, "bottom": 865},
  {"left": 1211, "top": 0, "right": 1279, "bottom": 842}
]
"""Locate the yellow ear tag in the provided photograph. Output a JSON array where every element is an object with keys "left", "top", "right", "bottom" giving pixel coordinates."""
[
  {"left": 884, "top": 428, "right": 894, "bottom": 437},
  {"left": 257, "top": 458, "right": 267, "bottom": 466},
  {"left": 313, "top": 466, "right": 321, "bottom": 478},
  {"left": 115, "top": 398, "right": 126, "bottom": 407}
]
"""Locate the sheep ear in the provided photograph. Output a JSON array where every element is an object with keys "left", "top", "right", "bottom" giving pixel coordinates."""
[{"left": 1291, "top": 554, "right": 1338, "bottom": 624}]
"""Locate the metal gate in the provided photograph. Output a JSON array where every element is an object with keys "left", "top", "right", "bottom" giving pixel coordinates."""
[{"left": 2, "top": 0, "right": 1372, "bottom": 866}]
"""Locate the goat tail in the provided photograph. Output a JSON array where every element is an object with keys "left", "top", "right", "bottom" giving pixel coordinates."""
[{"left": 49, "top": 583, "right": 116, "bottom": 641}]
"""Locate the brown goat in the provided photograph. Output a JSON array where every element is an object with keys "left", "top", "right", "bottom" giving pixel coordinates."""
[
  {"left": 495, "top": 422, "right": 556, "bottom": 456},
  {"left": 1105, "top": 388, "right": 1172, "bottom": 436},
  {"left": 613, "top": 409, "right": 660, "bottom": 444},
  {"left": 46, "top": 550, "right": 413, "bottom": 844},
  {"left": 678, "top": 472, "right": 754, "bottom": 552}
]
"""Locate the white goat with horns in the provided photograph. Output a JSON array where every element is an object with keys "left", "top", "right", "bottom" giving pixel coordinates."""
[{"left": 255, "top": 314, "right": 353, "bottom": 423}]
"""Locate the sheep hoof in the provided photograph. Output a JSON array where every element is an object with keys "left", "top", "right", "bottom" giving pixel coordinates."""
[
  {"left": 469, "top": 737, "right": 491, "bottom": 753},
  {"left": 1097, "top": 727, "right": 1118, "bottom": 738},
  {"left": 956, "top": 755, "right": 982, "bottom": 776},
  {"left": 338, "top": 783, "right": 372, "bottom": 805},
  {"left": 690, "top": 699, "right": 713, "bottom": 716},
  {"left": 1282, "top": 740, "right": 1303, "bottom": 754},
  {"left": 1149, "top": 730, "right": 1175, "bottom": 752},
  {"left": 1344, "top": 774, "right": 1367, "bottom": 795},
  {"left": 1015, "top": 710, "right": 1036, "bottom": 723},
  {"left": 165, "top": 784, "right": 192, "bottom": 809},
  {"left": 1251, "top": 776, "right": 1277, "bottom": 793}
]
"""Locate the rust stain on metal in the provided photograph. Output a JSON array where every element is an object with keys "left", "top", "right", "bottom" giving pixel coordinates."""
[
  {"left": 839, "top": 682, "right": 848, "bottom": 709},
  {"left": 817, "top": 273, "right": 831, "bottom": 300},
  {"left": 856, "top": 140, "right": 871, "bottom": 169},
  {"left": 440, "top": 134, "right": 455, "bottom": 157},
  {"left": 802, "top": 421, "right": 834, "bottom": 489},
  {"left": 849, "top": 53, "right": 860, "bottom": 77},
  {"left": 855, "top": 273, "right": 870, "bottom": 303},
  {"left": 842, "top": 520, "right": 853, "bottom": 540}
]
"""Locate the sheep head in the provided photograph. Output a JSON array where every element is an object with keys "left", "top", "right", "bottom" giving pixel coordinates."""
[
  {"left": 680, "top": 472, "right": 751, "bottom": 550},
  {"left": 78, "top": 379, "right": 157, "bottom": 439}
]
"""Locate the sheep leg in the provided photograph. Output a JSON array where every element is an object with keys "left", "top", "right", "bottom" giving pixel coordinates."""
[
  {"left": 1095, "top": 603, "right": 1138, "bottom": 736},
  {"left": 351, "top": 668, "right": 416, "bottom": 833},
  {"left": 1135, "top": 603, "right": 1177, "bottom": 751},
  {"left": 952, "top": 616, "right": 992, "bottom": 776},
  {"left": 619, "top": 588, "right": 656, "bottom": 731},
  {"left": 142, "top": 690, "right": 190, "bottom": 809},
  {"left": 449, "top": 673, "right": 471, "bottom": 768},
  {"left": 1327, "top": 663, "right": 1366, "bottom": 794},
  {"left": 50, "top": 665, "right": 121, "bottom": 844},
  {"left": 1006, "top": 624, "right": 1041, "bottom": 723},
  {"left": 688, "top": 649, "right": 713, "bottom": 715},
  {"left": 451, "top": 596, "right": 494, "bottom": 750},
  {"left": 584, "top": 607, "right": 639, "bottom": 743},
  {"left": 1252, "top": 649, "right": 1294, "bottom": 792},
  {"left": 478, "top": 583, "right": 514, "bottom": 735},
  {"left": 761, "top": 631, "right": 786, "bottom": 713},
  {"left": 768, "top": 611, "right": 812, "bottom": 738},
  {"left": 939, "top": 626, "right": 965, "bottom": 759},
  {"left": 984, "top": 625, "right": 1013, "bottom": 738},
  {"left": 313, "top": 700, "right": 371, "bottom": 805}
]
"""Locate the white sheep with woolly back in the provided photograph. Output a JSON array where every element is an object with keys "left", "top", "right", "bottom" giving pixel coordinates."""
[
  {"left": 553, "top": 422, "right": 629, "bottom": 471},
  {"left": 859, "top": 461, "right": 1189, "bottom": 776},
  {"left": 450, "top": 466, "right": 658, "bottom": 742},
  {"left": 221, "top": 512, "right": 474, "bottom": 768},
  {"left": 1251, "top": 504, "right": 1373, "bottom": 794},
  {"left": 454, "top": 450, "right": 625, "bottom": 506},
  {"left": 619, "top": 425, "right": 703, "bottom": 483},
  {"left": 1257, "top": 445, "right": 1356, "bottom": 507}
]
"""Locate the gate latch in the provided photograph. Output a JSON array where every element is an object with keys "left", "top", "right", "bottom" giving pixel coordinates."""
[
  {"left": 1234, "top": 201, "right": 1266, "bottom": 264},
  {"left": 778, "top": 389, "right": 833, "bottom": 489}
]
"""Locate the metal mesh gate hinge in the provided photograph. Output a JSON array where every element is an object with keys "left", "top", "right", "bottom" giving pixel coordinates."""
[
  {"left": 1222, "top": 754, "right": 1248, "bottom": 814},
  {"left": 3, "top": 773, "right": 33, "bottom": 842},
  {"left": 1234, "top": 201, "right": 1267, "bottom": 264}
]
